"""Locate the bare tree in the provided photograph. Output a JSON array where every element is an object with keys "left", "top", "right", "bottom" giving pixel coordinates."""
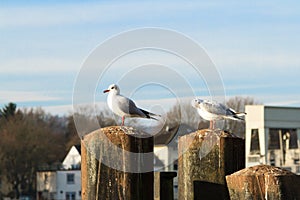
[
  {"left": 165, "top": 96, "right": 259, "bottom": 137},
  {"left": 0, "top": 108, "right": 66, "bottom": 198},
  {"left": 161, "top": 96, "right": 259, "bottom": 137},
  {"left": 225, "top": 96, "right": 260, "bottom": 138},
  {"left": 164, "top": 100, "right": 201, "bottom": 129},
  {"left": 66, "top": 105, "right": 117, "bottom": 148},
  {"left": 155, "top": 100, "right": 202, "bottom": 136}
]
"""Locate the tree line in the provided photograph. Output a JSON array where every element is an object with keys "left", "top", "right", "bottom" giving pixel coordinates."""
[{"left": 0, "top": 96, "right": 257, "bottom": 199}]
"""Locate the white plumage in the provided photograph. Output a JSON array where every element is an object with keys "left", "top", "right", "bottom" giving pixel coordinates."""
[
  {"left": 103, "top": 84, "right": 160, "bottom": 126},
  {"left": 191, "top": 98, "right": 246, "bottom": 129}
]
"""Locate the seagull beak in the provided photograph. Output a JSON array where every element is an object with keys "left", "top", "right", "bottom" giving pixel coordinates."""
[{"left": 103, "top": 89, "right": 110, "bottom": 93}]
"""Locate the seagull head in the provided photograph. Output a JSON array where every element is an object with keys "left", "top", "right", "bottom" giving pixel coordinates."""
[
  {"left": 191, "top": 98, "right": 201, "bottom": 109},
  {"left": 103, "top": 84, "right": 120, "bottom": 95}
]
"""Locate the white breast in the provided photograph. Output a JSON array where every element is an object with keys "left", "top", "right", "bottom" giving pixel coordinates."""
[
  {"left": 197, "top": 108, "right": 222, "bottom": 121},
  {"left": 107, "top": 93, "right": 128, "bottom": 117}
]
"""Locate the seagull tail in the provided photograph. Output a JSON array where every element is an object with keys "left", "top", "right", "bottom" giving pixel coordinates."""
[
  {"left": 236, "top": 112, "right": 247, "bottom": 117},
  {"left": 140, "top": 109, "right": 161, "bottom": 120},
  {"left": 225, "top": 115, "right": 244, "bottom": 121},
  {"left": 149, "top": 116, "right": 159, "bottom": 121},
  {"left": 227, "top": 113, "right": 246, "bottom": 121}
]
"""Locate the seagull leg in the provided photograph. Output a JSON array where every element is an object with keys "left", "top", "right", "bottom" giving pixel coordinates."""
[
  {"left": 209, "top": 120, "right": 216, "bottom": 129},
  {"left": 121, "top": 116, "right": 125, "bottom": 126},
  {"left": 209, "top": 121, "right": 213, "bottom": 129}
]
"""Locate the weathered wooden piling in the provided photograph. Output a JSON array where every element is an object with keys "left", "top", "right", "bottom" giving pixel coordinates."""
[
  {"left": 178, "top": 129, "right": 245, "bottom": 200},
  {"left": 226, "top": 164, "right": 300, "bottom": 200},
  {"left": 81, "top": 126, "right": 153, "bottom": 200},
  {"left": 154, "top": 171, "right": 177, "bottom": 200}
]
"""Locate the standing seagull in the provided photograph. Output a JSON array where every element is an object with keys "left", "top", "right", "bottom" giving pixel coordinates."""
[
  {"left": 191, "top": 98, "right": 246, "bottom": 129},
  {"left": 103, "top": 84, "right": 160, "bottom": 126}
]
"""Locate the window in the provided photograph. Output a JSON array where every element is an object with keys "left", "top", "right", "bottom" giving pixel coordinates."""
[
  {"left": 286, "top": 129, "right": 298, "bottom": 149},
  {"left": 293, "top": 152, "right": 299, "bottom": 164},
  {"left": 67, "top": 173, "right": 75, "bottom": 184},
  {"left": 173, "top": 160, "right": 178, "bottom": 170},
  {"left": 268, "top": 129, "right": 280, "bottom": 149},
  {"left": 269, "top": 129, "right": 298, "bottom": 150},
  {"left": 250, "top": 129, "right": 260, "bottom": 154},
  {"left": 71, "top": 163, "right": 81, "bottom": 170},
  {"left": 269, "top": 150, "right": 276, "bottom": 166},
  {"left": 66, "top": 192, "right": 76, "bottom": 200},
  {"left": 44, "top": 174, "right": 48, "bottom": 185},
  {"left": 248, "top": 156, "right": 260, "bottom": 163}
]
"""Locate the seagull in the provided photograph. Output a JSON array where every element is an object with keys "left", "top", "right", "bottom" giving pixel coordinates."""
[
  {"left": 103, "top": 84, "right": 161, "bottom": 126},
  {"left": 191, "top": 98, "right": 246, "bottom": 129}
]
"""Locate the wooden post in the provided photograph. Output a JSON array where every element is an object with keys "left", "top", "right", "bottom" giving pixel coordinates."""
[
  {"left": 178, "top": 129, "right": 245, "bottom": 200},
  {"left": 154, "top": 171, "right": 177, "bottom": 200},
  {"left": 81, "top": 126, "right": 153, "bottom": 200},
  {"left": 226, "top": 164, "right": 300, "bottom": 200}
]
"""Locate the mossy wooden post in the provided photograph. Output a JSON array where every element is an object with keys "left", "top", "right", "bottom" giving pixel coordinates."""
[
  {"left": 226, "top": 165, "right": 300, "bottom": 200},
  {"left": 178, "top": 129, "right": 245, "bottom": 200},
  {"left": 154, "top": 171, "right": 177, "bottom": 200},
  {"left": 81, "top": 126, "right": 154, "bottom": 200}
]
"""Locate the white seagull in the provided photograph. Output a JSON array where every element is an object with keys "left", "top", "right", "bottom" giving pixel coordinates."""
[
  {"left": 103, "top": 84, "right": 161, "bottom": 126},
  {"left": 191, "top": 98, "right": 246, "bottom": 129}
]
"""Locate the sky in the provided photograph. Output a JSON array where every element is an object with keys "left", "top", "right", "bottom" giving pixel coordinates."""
[{"left": 1, "top": 0, "right": 300, "bottom": 116}]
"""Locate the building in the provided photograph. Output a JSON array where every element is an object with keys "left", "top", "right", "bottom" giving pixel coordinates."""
[
  {"left": 154, "top": 123, "right": 196, "bottom": 199},
  {"left": 62, "top": 145, "right": 81, "bottom": 170},
  {"left": 35, "top": 124, "right": 194, "bottom": 200},
  {"left": 154, "top": 123, "right": 196, "bottom": 172},
  {"left": 36, "top": 145, "right": 81, "bottom": 200},
  {"left": 245, "top": 105, "right": 300, "bottom": 174}
]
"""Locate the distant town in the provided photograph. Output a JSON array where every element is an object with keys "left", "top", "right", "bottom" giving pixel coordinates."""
[{"left": 1, "top": 97, "right": 300, "bottom": 199}]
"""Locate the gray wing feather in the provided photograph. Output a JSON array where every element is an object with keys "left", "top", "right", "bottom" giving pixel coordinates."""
[
  {"left": 200, "top": 100, "right": 228, "bottom": 115},
  {"left": 197, "top": 98, "right": 244, "bottom": 120},
  {"left": 115, "top": 95, "right": 145, "bottom": 117},
  {"left": 128, "top": 99, "right": 145, "bottom": 116},
  {"left": 227, "top": 108, "right": 237, "bottom": 115}
]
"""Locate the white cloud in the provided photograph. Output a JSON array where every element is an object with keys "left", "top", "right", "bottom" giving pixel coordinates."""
[
  {"left": 42, "top": 104, "right": 73, "bottom": 116},
  {"left": 0, "top": 91, "right": 61, "bottom": 103},
  {"left": 0, "top": 1, "right": 213, "bottom": 28},
  {"left": 211, "top": 49, "right": 300, "bottom": 69},
  {"left": 267, "top": 100, "right": 300, "bottom": 106},
  {"left": 3, "top": 1, "right": 288, "bottom": 28},
  {"left": 1, "top": 0, "right": 299, "bottom": 116},
  {"left": 48, "top": 95, "right": 216, "bottom": 116},
  {"left": 0, "top": 57, "right": 80, "bottom": 74},
  {"left": 248, "top": 94, "right": 300, "bottom": 107},
  {"left": 39, "top": 92, "right": 300, "bottom": 116}
]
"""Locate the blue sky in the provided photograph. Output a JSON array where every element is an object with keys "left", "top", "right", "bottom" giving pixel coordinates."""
[{"left": 1, "top": 0, "right": 300, "bottom": 115}]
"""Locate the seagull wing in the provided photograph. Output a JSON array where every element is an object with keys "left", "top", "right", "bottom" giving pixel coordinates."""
[
  {"left": 127, "top": 99, "right": 161, "bottom": 119},
  {"left": 226, "top": 107, "right": 246, "bottom": 120},
  {"left": 199, "top": 100, "right": 227, "bottom": 115},
  {"left": 114, "top": 95, "right": 146, "bottom": 117},
  {"left": 128, "top": 99, "right": 147, "bottom": 117},
  {"left": 114, "top": 94, "right": 161, "bottom": 120}
]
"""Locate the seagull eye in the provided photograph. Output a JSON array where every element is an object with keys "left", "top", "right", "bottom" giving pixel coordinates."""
[{"left": 111, "top": 86, "right": 115, "bottom": 89}]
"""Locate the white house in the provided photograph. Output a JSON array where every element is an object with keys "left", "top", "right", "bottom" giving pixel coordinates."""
[
  {"left": 36, "top": 145, "right": 81, "bottom": 200},
  {"left": 154, "top": 123, "right": 195, "bottom": 172},
  {"left": 245, "top": 105, "right": 300, "bottom": 174},
  {"left": 62, "top": 145, "right": 81, "bottom": 170}
]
